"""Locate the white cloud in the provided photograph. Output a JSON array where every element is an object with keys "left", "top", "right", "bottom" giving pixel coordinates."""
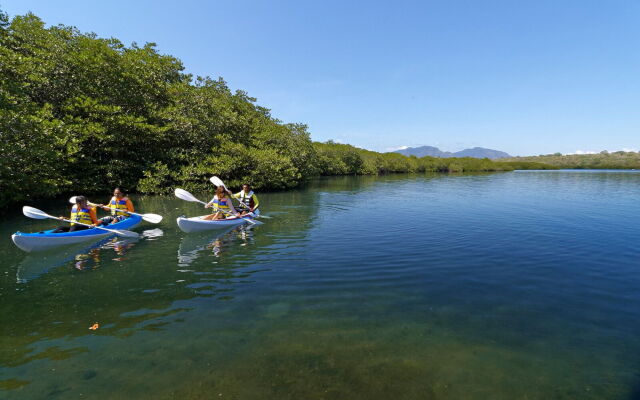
[
  {"left": 385, "top": 145, "right": 409, "bottom": 152},
  {"left": 331, "top": 138, "right": 345, "bottom": 144},
  {"left": 622, "top": 148, "right": 638, "bottom": 152}
]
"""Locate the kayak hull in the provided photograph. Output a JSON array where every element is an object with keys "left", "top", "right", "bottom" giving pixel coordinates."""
[
  {"left": 177, "top": 212, "right": 257, "bottom": 233},
  {"left": 12, "top": 215, "right": 143, "bottom": 253}
]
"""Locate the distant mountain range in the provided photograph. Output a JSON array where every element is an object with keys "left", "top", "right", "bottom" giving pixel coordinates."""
[{"left": 393, "top": 146, "right": 511, "bottom": 159}]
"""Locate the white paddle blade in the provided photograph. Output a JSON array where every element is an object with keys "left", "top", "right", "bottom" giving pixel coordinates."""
[
  {"left": 142, "top": 213, "right": 163, "bottom": 224},
  {"left": 209, "top": 176, "right": 226, "bottom": 188},
  {"left": 175, "top": 188, "right": 198, "bottom": 202},
  {"left": 22, "top": 206, "right": 50, "bottom": 220}
]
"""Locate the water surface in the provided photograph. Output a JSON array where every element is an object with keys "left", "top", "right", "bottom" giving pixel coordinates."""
[{"left": 1, "top": 171, "right": 640, "bottom": 399}]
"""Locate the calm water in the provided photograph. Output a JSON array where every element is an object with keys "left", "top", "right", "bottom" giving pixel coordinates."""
[{"left": 1, "top": 171, "right": 640, "bottom": 399}]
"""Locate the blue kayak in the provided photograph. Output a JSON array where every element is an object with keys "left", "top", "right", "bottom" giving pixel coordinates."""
[{"left": 12, "top": 215, "right": 143, "bottom": 253}]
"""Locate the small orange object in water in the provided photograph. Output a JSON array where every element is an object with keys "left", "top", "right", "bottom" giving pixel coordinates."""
[{"left": 89, "top": 323, "right": 99, "bottom": 330}]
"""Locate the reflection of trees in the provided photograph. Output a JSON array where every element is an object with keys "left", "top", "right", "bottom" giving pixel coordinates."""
[
  {"left": 305, "top": 173, "right": 455, "bottom": 192},
  {"left": 305, "top": 175, "right": 381, "bottom": 192}
]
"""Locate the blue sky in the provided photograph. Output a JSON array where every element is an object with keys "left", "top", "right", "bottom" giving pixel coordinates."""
[{"left": 3, "top": 0, "right": 640, "bottom": 156}]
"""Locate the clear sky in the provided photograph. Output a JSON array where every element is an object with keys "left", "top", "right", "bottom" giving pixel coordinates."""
[{"left": 2, "top": 0, "right": 639, "bottom": 156}]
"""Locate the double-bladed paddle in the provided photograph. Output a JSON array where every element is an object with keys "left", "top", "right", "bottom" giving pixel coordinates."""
[
  {"left": 22, "top": 206, "right": 139, "bottom": 238},
  {"left": 68, "top": 196, "right": 163, "bottom": 223}
]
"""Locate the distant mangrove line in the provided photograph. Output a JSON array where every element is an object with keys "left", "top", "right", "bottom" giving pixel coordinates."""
[
  {"left": 313, "top": 141, "right": 554, "bottom": 176},
  {"left": 0, "top": 9, "right": 552, "bottom": 209},
  {"left": 503, "top": 151, "right": 640, "bottom": 170}
]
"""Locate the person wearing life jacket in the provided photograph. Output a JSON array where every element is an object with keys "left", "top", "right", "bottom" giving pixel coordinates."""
[
  {"left": 231, "top": 183, "right": 259, "bottom": 216},
  {"left": 203, "top": 185, "right": 239, "bottom": 220},
  {"left": 100, "top": 187, "right": 134, "bottom": 224},
  {"left": 53, "top": 196, "right": 99, "bottom": 232}
]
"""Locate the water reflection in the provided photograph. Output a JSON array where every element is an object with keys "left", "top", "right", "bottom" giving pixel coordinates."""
[
  {"left": 16, "top": 229, "right": 164, "bottom": 282},
  {"left": 73, "top": 237, "right": 136, "bottom": 270},
  {"left": 178, "top": 225, "right": 256, "bottom": 267}
]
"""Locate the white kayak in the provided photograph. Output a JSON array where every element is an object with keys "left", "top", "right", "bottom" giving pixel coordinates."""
[
  {"left": 12, "top": 215, "right": 143, "bottom": 253},
  {"left": 176, "top": 211, "right": 258, "bottom": 233}
]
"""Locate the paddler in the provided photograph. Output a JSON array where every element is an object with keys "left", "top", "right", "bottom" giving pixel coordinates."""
[
  {"left": 53, "top": 196, "right": 99, "bottom": 232},
  {"left": 203, "top": 186, "right": 239, "bottom": 220},
  {"left": 100, "top": 187, "right": 134, "bottom": 224},
  {"left": 229, "top": 183, "right": 259, "bottom": 216}
]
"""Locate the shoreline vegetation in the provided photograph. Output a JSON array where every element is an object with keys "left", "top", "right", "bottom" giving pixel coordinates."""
[
  {"left": 0, "top": 10, "right": 555, "bottom": 209},
  {"left": 501, "top": 151, "right": 640, "bottom": 170}
]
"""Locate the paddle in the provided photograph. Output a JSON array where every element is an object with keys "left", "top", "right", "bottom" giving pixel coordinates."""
[
  {"left": 68, "top": 196, "right": 163, "bottom": 223},
  {"left": 22, "top": 206, "right": 139, "bottom": 238},
  {"left": 208, "top": 176, "right": 271, "bottom": 219},
  {"left": 174, "top": 188, "right": 256, "bottom": 225},
  {"left": 209, "top": 176, "right": 226, "bottom": 189},
  {"left": 174, "top": 188, "right": 208, "bottom": 206}
]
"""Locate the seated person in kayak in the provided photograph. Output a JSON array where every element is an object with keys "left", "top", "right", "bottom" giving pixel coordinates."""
[
  {"left": 53, "top": 196, "right": 99, "bottom": 232},
  {"left": 230, "top": 183, "right": 260, "bottom": 216},
  {"left": 203, "top": 186, "right": 239, "bottom": 220},
  {"left": 100, "top": 187, "right": 134, "bottom": 224}
]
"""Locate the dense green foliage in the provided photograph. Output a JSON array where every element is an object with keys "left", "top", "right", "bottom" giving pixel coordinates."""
[
  {"left": 503, "top": 151, "right": 640, "bottom": 169},
  {"left": 0, "top": 10, "right": 316, "bottom": 208},
  {"left": 0, "top": 9, "right": 553, "bottom": 209}
]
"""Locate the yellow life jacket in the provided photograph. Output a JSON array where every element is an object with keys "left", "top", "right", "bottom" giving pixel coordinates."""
[
  {"left": 110, "top": 197, "right": 129, "bottom": 216},
  {"left": 213, "top": 197, "right": 230, "bottom": 211},
  {"left": 71, "top": 206, "right": 93, "bottom": 226}
]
